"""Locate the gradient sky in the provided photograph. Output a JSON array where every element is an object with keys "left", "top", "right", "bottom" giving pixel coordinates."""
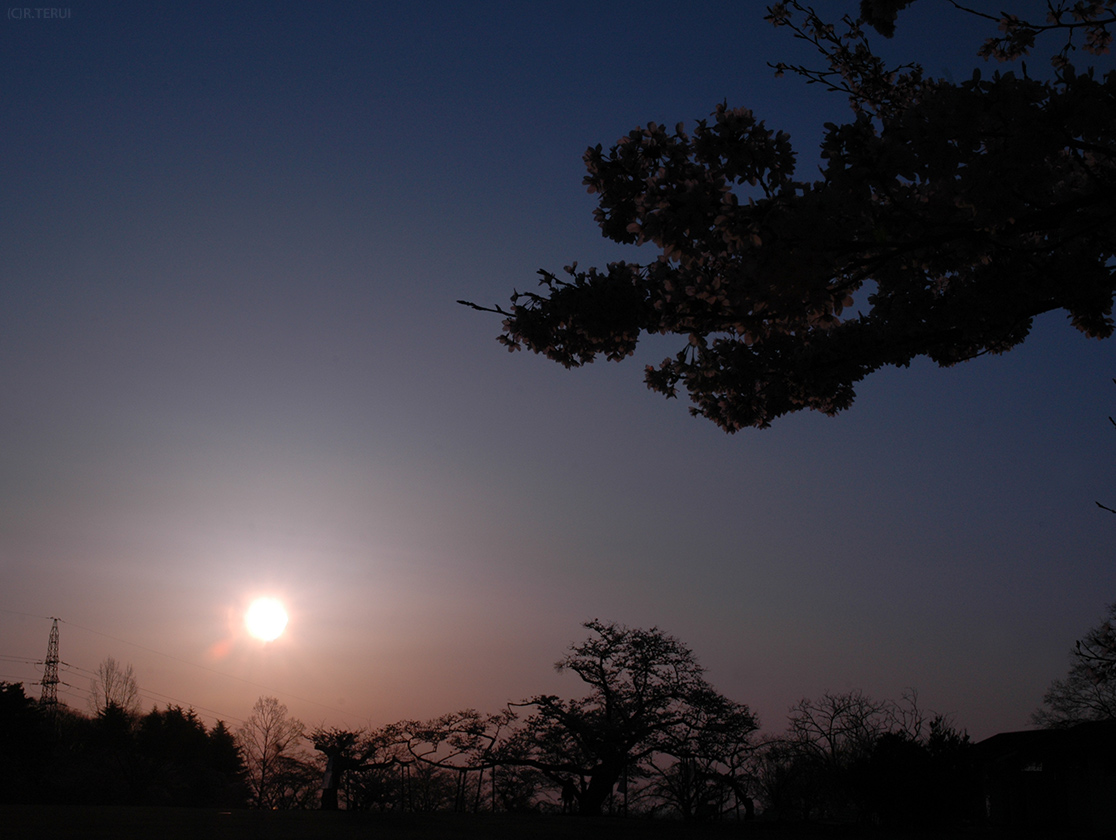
[{"left": 2, "top": 1, "right": 1113, "bottom": 740}]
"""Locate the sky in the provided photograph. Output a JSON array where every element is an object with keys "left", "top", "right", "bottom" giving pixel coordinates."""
[{"left": 1, "top": 1, "right": 1113, "bottom": 741}]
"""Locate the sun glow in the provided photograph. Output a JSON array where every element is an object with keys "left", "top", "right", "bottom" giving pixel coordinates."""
[{"left": 245, "top": 597, "right": 288, "bottom": 642}]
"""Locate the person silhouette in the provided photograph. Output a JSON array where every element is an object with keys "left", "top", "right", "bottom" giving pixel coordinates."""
[{"left": 561, "top": 777, "right": 578, "bottom": 814}]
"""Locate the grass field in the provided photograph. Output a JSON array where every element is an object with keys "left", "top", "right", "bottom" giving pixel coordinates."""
[{"left": 0, "top": 807, "right": 1097, "bottom": 840}]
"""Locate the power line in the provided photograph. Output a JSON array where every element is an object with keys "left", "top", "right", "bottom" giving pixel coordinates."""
[
  {"left": 134, "top": 687, "right": 247, "bottom": 726},
  {"left": 59, "top": 662, "right": 96, "bottom": 678},
  {"left": 59, "top": 659, "right": 246, "bottom": 725},
  {"left": 0, "top": 651, "right": 39, "bottom": 664},
  {"left": 57, "top": 691, "right": 92, "bottom": 711},
  {"left": 3, "top": 609, "right": 366, "bottom": 727},
  {"left": 59, "top": 617, "right": 365, "bottom": 725},
  {"left": 0, "top": 608, "right": 54, "bottom": 621}
]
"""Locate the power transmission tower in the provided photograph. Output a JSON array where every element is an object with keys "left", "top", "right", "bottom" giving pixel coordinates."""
[{"left": 39, "top": 617, "right": 60, "bottom": 710}]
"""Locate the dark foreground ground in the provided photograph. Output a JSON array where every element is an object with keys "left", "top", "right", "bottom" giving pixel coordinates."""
[{"left": 1, "top": 807, "right": 1108, "bottom": 840}]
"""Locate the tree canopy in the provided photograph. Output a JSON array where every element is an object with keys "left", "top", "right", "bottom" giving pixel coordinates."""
[
  {"left": 463, "top": 1, "right": 1116, "bottom": 430},
  {"left": 394, "top": 620, "right": 757, "bottom": 817},
  {"left": 505, "top": 620, "right": 756, "bottom": 816}
]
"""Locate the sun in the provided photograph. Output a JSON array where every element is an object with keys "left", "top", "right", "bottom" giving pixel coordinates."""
[{"left": 245, "top": 598, "right": 288, "bottom": 642}]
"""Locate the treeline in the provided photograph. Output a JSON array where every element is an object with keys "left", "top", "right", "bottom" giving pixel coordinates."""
[
  {"left": 8, "top": 611, "right": 1111, "bottom": 824},
  {"left": 0, "top": 681, "right": 246, "bottom": 807},
  {"left": 0, "top": 620, "right": 982, "bottom": 827}
]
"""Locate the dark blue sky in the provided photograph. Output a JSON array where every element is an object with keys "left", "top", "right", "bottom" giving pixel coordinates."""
[{"left": 2, "top": 0, "right": 1112, "bottom": 737}]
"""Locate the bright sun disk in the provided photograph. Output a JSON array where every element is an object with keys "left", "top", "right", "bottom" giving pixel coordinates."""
[{"left": 245, "top": 598, "right": 288, "bottom": 642}]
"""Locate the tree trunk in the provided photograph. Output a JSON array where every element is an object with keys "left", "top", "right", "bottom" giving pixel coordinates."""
[{"left": 578, "top": 764, "right": 620, "bottom": 816}]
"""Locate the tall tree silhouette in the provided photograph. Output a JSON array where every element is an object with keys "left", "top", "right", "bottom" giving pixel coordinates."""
[
  {"left": 508, "top": 620, "right": 757, "bottom": 816},
  {"left": 395, "top": 622, "right": 757, "bottom": 816},
  {"left": 237, "top": 696, "right": 315, "bottom": 809}
]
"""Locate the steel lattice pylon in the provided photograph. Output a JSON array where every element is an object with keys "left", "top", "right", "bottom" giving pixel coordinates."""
[{"left": 39, "top": 617, "right": 60, "bottom": 708}]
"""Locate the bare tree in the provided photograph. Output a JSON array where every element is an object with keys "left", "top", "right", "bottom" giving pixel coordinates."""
[
  {"left": 787, "top": 690, "right": 896, "bottom": 767},
  {"left": 1034, "top": 602, "right": 1116, "bottom": 727},
  {"left": 237, "top": 696, "right": 315, "bottom": 808},
  {"left": 774, "top": 690, "right": 901, "bottom": 821},
  {"left": 89, "top": 656, "right": 139, "bottom": 716},
  {"left": 759, "top": 689, "right": 967, "bottom": 824}
]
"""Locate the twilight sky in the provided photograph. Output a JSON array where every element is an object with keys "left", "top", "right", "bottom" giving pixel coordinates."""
[{"left": 2, "top": 1, "right": 1113, "bottom": 740}]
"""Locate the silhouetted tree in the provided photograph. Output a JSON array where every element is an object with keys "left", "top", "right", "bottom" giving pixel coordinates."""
[
  {"left": 237, "top": 696, "right": 315, "bottom": 808},
  {"left": 395, "top": 709, "right": 522, "bottom": 812},
  {"left": 492, "top": 763, "right": 548, "bottom": 813},
  {"left": 922, "top": 715, "right": 975, "bottom": 825},
  {"left": 393, "top": 623, "right": 756, "bottom": 817},
  {"left": 839, "top": 713, "right": 974, "bottom": 828},
  {"left": 207, "top": 719, "right": 249, "bottom": 806},
  {"left": 1035, "top": 601, "right": 1116, "bottom": 726},
  {"left": 308, "top": 726, "right": 400, "bottom": 810},
  {"left": 341, "top": 726, "right": 410, "bottom": 811},
  {"left": 405, "top": 761, "right": 459, "bottom": 812},
  {"left": 757, "top": 690, "right": 972, "bottom": 826},
  {"left": 135, "top": 704, "right": 210, "bottom": 805},
  {"left": 311, "top": 727, "right": 362, "bottom": 810},
  {"left": 648, "top": 691, "right": 760, "bottom": 820},
  {"left": 38, "top": 705, "right": 100, "bottom": 804},
  {"left": 26, "top": 700, "right": 248, "bottom": 807},
  {"left": 0, "top": 682, "right": 50, "bottom": 803},
  {"left": 127, "top": 704, "right": 247, "bottom": 807},
  {"left": 344, "top": 760, "right": 401, "bottom": 812},
  {"left": 464, "top": 1, "right": 1116, "bottom": 431},
  {"left": 508, "top": 620, "right": 757, "bottom": 816},
  {"left": 78, "top": 701, "right": 142, "bottom": 803},
  {"left": 752, "top": 735, "right": 814, "bottom": 821},
  {"left": 780, "top": 690, "right": 898, "bottom": 820},
  {"left": 89, "top": 657, "right": 139, "bottom": 716}
]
